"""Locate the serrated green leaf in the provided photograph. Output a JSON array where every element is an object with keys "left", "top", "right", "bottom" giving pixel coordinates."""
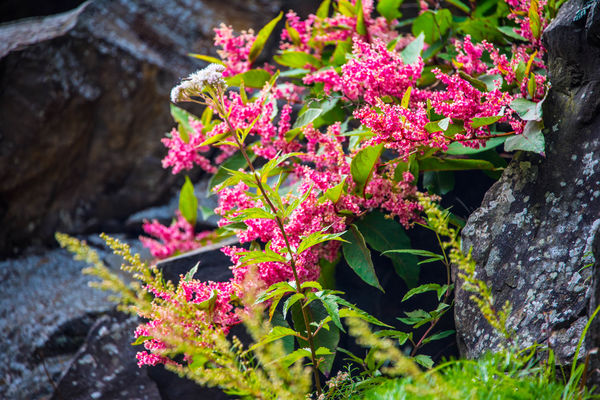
[
  {"left": 374, "top": 330, "right": 412, "bottom": 345},
  {"left": 397, "top": 309, "right": 432, "bottom": 327},
  {"left": 279, "top": 348, "right": 312, "bottom": 368},
  {"left": 342, "top": 224, "right": 383, "bottom": 291},
  {"left": 208, "top": 150, "right": 255, "bottom": 191},
  {"left": 401, "top": 32, "right": 424, "bottom": 64},
  {"left": 414, "top": 354, "right": 434, "bottom": 368},
  {"left": 248, "top": 12, "right": 283, "bottom": 63},
  {"left": 412, "top": 9, "right": 452, "bottom": 44},
  {"left": 199, "top": 130, "right": 232, "bottom": 147},
  {"left": 350, "top": 143, "right": 383, "bottom": 196},
  {"left": 297, "top": 231, "right": 347, "bottom": 255},
  {"left": 402, "top": 283, "right": 442, "bottom": 302},
  {"left": 291, "top": 302, "right": 340, "bottom": 374},
  {"left": 225, "top": 69, "right": 271, "bottom": 88},
  {"left": 422, "top": 329, "right": 455, "bottom": 344},
  {"left": 319, "top": 295, "right": 344, "bottom": 331},
  {"left": 283, "top": 293, "right": 304, "bottom": 319},
  {"left": 179, "top": 176, "right": 198, "bottom": 226},
  {"left": 250, "top": 326, "right": 301, "bottom": 351}
]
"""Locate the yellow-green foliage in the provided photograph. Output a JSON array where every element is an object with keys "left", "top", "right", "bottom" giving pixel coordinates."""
[
  {"left": 417, "top": 194, "right": 512, "bottom": 340},
  {"left": 56, "top": 233, "right": 311, "bottom": 400}
]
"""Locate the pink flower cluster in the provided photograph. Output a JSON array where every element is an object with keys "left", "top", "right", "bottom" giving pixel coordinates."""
[
  {"left": 161, "top": 119, "right": 216, "bottom": 175},
  {"left": 140, "top": 212, "right": 213, "bottom": 259},
  {"left": 214, "top": 24, "right": 256, "bottom": 76},
  {"left": 138, "top": 0, "right": 550, "bottom": 367}
]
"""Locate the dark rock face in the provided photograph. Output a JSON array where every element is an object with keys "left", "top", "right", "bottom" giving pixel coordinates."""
[
  {"left": 455, "top": 0, "right": 600, "bottom": 377},
  {"left": 51, "top": 311, "right": 162, "bottom": 400},
  {"left": 0, "top": 0, "right": 281, "bottom": 257}
]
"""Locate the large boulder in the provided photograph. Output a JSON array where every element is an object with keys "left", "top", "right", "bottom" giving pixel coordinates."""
[
  {"left": 455, "top": 0, "right": 600, "bottom": 378},
  {"left": 0, "top": 0, "right": 281, "bottom": 257}
]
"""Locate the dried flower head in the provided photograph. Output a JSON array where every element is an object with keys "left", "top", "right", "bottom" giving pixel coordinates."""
[{"left": 170, "top": 63, "right": 227, "bottom": 102}]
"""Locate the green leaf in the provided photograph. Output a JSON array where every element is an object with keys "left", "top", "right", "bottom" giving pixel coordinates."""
[
  {"left": 184, "top": 262, "right": 200, "bottom": 282},
  {"left": 400, "top": 32, "right": 424, "bottom": 64},
  {"left": 292, "top": 108, "right": 322, "bottom": 129},
  {"left": 528, "top": 0, "right": 541, "bottom": 39},
  {"left": 297, "top": 231, "right": 347, "bottom": 255},
  {"left": 510, "top": 98, "right": 542, "bottom": 121},
  {"left": 291, "top": 302, "right": 340, "bottom": 374},
  {"left": 170, "top": 104, "right": 198, "bottom": 143},
  {"left": 356, "top": 0, "right": 367, "bottom": 35},
  {"left": 418, "top": 157, "right": 496, "bottom": 171},
  {"left": 497, "top": 26, "right": 527, "bottom": 41},
  {"left": 323, "top": 177, "right": 346, "bottom": 203},
  {"left": 187, "top": 53, "right": 226, "bottom": 66},
  {"left": 355, "top": 211, "right": 419, "bottom": 287},
  {"left": 471, "top": 115, "right": 503, "bottom": 129},
  {"left": 131, "top": 335, "right": 153, "bottom": 346},
  {"left": 338, "top": 0, "right": 356, "bottom": 16},
  {"left": 342, "top": 224, "right": 383, "bottom": 291},
  {"left": 350, "top": 143, "right": 383, "bottom": 196},
  {"left": 319, "top": 294, "right": 344, "bottom": 331},
  {"left": 250, "top": 326, "right": 301, "bottom": 351},
  {"left": 179, "top": 176, "right": 198, "bottom": 226},
  {"left": 196, "top": 289, "right": 218, "bottom": 312},
  {"left": 402, "top": 283, "right": 442, "bottom": 302},
  {"left": 199, "top": 131, "right": 232, "bottom": 147},
  {"left": 412, "top": 9, "right": 452, "bottom": 44},
  {"left": 397, "top": 309, "right": 432, "bottom": 328},
  {"left": 274, "top": 51, "right": 321, "bottom": 69},
  {"left": 374, "top": 330, "right": 412, "bottom": 345},
  {"left": 446, "top": 0, "right": 470, "bottom": 14},
  {"left": 422, "top": 329, "right": 455, "bottom": 344},
  {"left": 414, "top": 354, "right": 434, "bottom": 368},
  {"left": 331, "top": 39, "right": 352, "bottom": 65},
  {"left": 377, "top": 0, "right": 403, "bottom": 22},
  {"left": 208, "top": 150, "right": 255, "bottom": 191},
  {"left": 424, "top": 117, "right": 451, "bottom": 133},
  {"left": 279, "top": 348, "right": 312, "bottom": 367},
  {"left": 248, "top": 12, "right": 283, "bottom": 63},
  {"left": 504, "top": 120, "right": 545, "bottom": 154},
  {"left": 283, "top": 293, "right": 304, "bottom": 318},
  {"left": 316, "top": 0, "right": 332, "bottom": 18},
  {"left": 445, "top": 136, "right": 507, "bottom": 155},
  {"left": 225, "top": 69, "right": 271, "bottom": 88},
  {"left": 458, "top": 71, "right": 489, "bottom": 92},
  {"left": 423, "top": 171, "right": 455, "bottom": 195}
]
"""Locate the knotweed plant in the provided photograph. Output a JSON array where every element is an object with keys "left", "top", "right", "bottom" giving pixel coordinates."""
[{"left": 57, "top": 0, "right": 590, "bottom": 398}]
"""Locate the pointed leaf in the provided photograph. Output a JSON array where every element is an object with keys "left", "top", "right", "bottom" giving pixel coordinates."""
[
  {"left": 179, "top": 176, "right": 198, "bottom": 226},
  {"left": 350, "top": 143, "right": 384, "bottom": 196},
  {"left": 342, "top": 224, "right": 383, "bottom": 291},
  {"left": 249, "top": 12, "right": 283, "bottom": 63}
]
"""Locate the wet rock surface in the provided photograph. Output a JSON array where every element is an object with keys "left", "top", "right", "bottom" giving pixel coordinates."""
[
  {"left": 455, "top": 0, "right": 600, "bottom": 378},
  {"left": 0, "top": 0, "right": 281, "bottom": 257},
  {"left": 51, "top": 311, "right": 161, "bottom": 400}
]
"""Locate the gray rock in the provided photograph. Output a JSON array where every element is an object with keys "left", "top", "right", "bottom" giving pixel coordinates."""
[
  {"left": 0, "top": 0, "right": 281, "bottom": 257},
  {"left": 51, "top": 311, "right": 161, "bottom": 400},
  {"left": 0, "top": 246, "right": 114, "bottom": 399},
  {"left": 455, "top": 0, "right": 600, "bottom": 380}
]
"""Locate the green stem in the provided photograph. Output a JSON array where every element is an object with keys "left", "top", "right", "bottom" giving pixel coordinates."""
[{"left": 213, "top": 93, "right": 322, "bottom": 395}]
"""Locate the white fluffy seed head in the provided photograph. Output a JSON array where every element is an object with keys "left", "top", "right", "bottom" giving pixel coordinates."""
[{"left": 170, "top": 63, "right": 227, "bottom": 103}]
